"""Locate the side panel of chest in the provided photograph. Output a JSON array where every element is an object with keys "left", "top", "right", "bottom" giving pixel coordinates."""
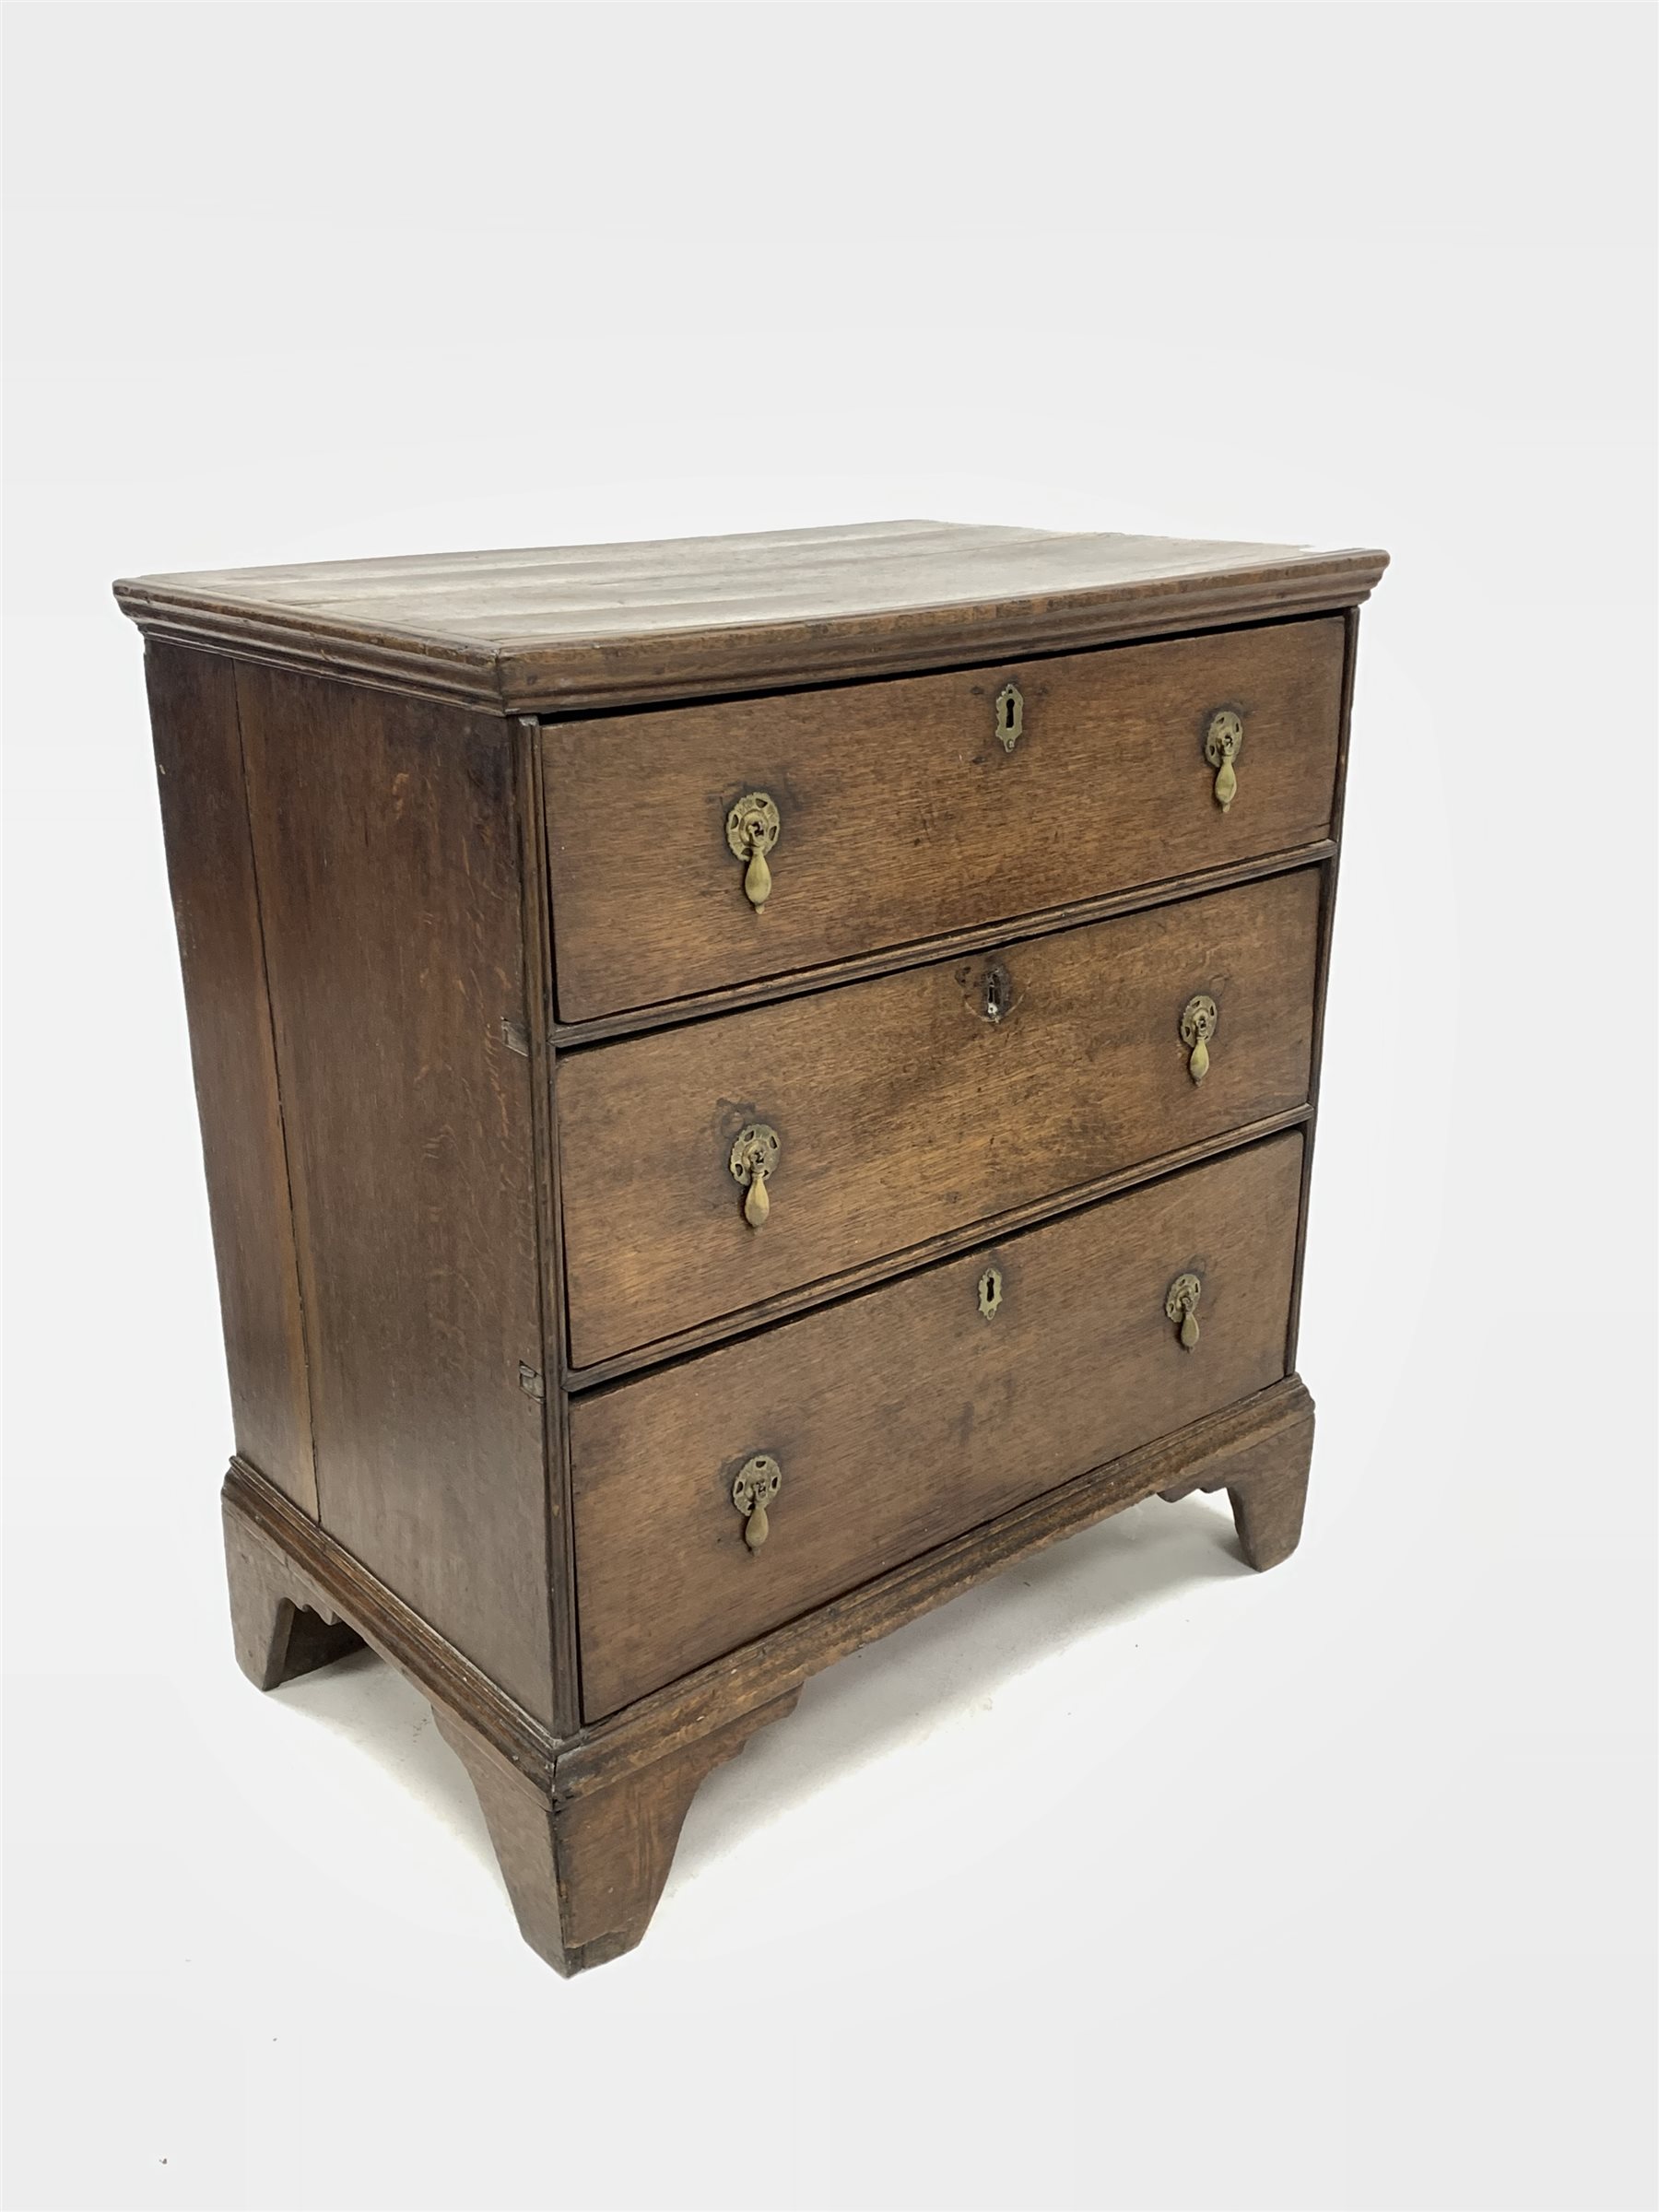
[
  {"left": 147, "top": 641, "right": 318, "bottom": 1512},
  {"left": 228, "top": 665, "right": 557, "bottom": 1724}
]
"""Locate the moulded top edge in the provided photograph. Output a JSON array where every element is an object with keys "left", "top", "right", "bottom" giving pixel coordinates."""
[{"left": 112, "top": 522, "right": 1389, "bottom": 714}]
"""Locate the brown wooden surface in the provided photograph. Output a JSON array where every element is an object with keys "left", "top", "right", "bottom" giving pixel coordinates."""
[
  {"left": 224, "top": 1371, "right": 1313, "bottom": 1798},
  {"left": 512, "top": 719, "right": 583, "bottom": 1742},
  {"left": 233, "top": 665, "right": 556, "bottom": 1724},
  {"left": 224, "top": 1461, "right": 555, "bottom": 1783},
  {"left": 146, "top": 641, "right": 319, "bottom": 1512},
  {"left": 129, "top": 520, "right": 1382, "bottom": 1977},
  {"left": 549, "top": 841, "right": 1335, "bottom": 1053},
  {"left": 546, "top": 617, "right": 1344, "bottom": 1020},
  {"left": 563, "top": 1108, "right": 1310, "bottom": 1391},
  {"left": 435, "top": 1693, "right": 798, "bottom": 1975},
  {"left": 1227, "top": 1432, "right": 1312, "bottom": 1570},
  {"left": 1159, "top": 1403, "right": 1313, "bottom": 1570},
  {"left": 1287, "top": 606, "right": 1361, "bottom": 1370},
  {"left": 222, "top": 1503, "right": 363, "bottom": 1689},
  {"left": 571, "top": 1132, "right": 1304, "bottom": 1719},
  {"left": 115, "top": 522, "right": 1387, "bottom": 713},
  {"left": 559, "top": 868, "right": 1321, "bottom": 1368},
  {"left": 225, "top": 1376, "right": 1315, "bottom": 1971},
  {"left": 559, "top": 1372, "right": 1315, "bottom": 1800}
]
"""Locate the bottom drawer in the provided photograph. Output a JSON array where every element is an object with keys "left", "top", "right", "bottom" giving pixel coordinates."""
[{"left": 571, "top": 1131, "right": 1305, "bottom": 1718}]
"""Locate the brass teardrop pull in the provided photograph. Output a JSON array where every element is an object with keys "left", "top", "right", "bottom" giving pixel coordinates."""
[
  {"left": 725, "top": 792, "right": 781, "bottom": 908},
  {"left": 1179, "top": 994, "right": 1218, "bottom": 1085},
  {"left": 1165, "top": 1272, "right": 1203, "bottom": 1349},
  {"left": 744, "top": 1167, "right": 770, "bottom": 1229},
  {"left": 1204, "top": 711, "right": 1244, "bottom": 813},
  {"left": 732, "top": 1454, "right": 782, "bottom": 1552},
  {"left": 729, "top": 1123, "right": 781, "bottom": 1230}
]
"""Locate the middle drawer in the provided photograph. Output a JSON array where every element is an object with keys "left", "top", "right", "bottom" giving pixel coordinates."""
[{"left": 558, "top": 865, "right": 1321, "bottom": 1370}]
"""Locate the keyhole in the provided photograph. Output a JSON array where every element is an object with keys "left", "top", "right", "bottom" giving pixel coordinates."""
[{"left": 994, "top": 683, "right": 1023, "bottom": 751}]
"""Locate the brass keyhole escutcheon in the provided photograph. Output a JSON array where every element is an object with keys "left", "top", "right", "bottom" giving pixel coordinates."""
[
  {"left": 1180, "top": 994, "right": 1218, "bottom": 1084},
  {"left": 994, "top": 682, "right": 1024, "bottom": 754},
  {"left": 725, "top": 791, "right": 781, "bottom": 908},
  {"left": 1165, "top": 1272, "right": 1203, "bottom": 1350},
  {"left": 982, "top": 959, "right": 1011, "bottom": 1025},
  {"left": 978, "top": 1264, "right": 1004, "bottom": 1321},
  {"left": 728, "top": 1123, "right": 781, "bottom": 1230},
  {"left": 1204, "top": 710, "right": 1244, "bottom": 813},
  {"left": 732, "top": 1453, "right": 782, "bottom": 1552}
]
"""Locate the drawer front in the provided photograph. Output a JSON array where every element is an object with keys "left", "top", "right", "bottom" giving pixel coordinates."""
[
  {"left": 571, "top": 1131, "right": 1304, "bottom": 1718},
  {"left": 545, "top": 617, "right": 1344, "bottom": 1022},
  {"left": 559, "top": 866, "right": 1319, "bottom": 1370}
]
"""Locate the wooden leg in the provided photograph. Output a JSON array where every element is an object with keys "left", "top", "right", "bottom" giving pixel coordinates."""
[
  {"left": 435, "top": 1691, "right": 800, "bottom": 1975},
  {"left": 1227, "top": 1439, "right": 1312, "bottom": 1571},
  {"left": 223, "top": 1500, "right": 364, "bottom": 1690},
  {"left": 1159, "top": 1401, "right": 1314, "bottom": 1572}
]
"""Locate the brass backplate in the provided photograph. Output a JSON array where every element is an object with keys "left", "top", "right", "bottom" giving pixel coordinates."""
[
  {"left": 728, "top": 1122, "right": 780, "bottom": 1189},
  {"left": 724, "top": 791, "right": 780, "bottom": 863},
  {"left": 1165, "top": 1272, "right": 1201, "bottom": 1321}
]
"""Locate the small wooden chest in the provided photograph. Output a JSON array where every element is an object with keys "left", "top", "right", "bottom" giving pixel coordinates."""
[{"left": 118, "top": 520, "right": 1387, "bottom": 1972}]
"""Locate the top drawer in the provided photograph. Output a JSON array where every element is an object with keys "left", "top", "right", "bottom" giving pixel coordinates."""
[{"left": 544, "top": 617, "right": 1345, "bottom": 1023}]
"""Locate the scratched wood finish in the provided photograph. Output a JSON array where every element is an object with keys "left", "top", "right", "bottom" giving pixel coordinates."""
[
  {"left": 571, "top": 1132, "right": 1304, "bottom": 1719},
  {"left": 146, "top": 641, "right": 319, "bottom": 1512},
  {"left": 544, "top": 617, "right": 1344, "bottom": 1020},
  {"left": 233, "top": 665, "right": 556, "bottom": 1724},
  {"left": 114, "top": 521, "right": 1388, "bottom": 713},
  {"left": 559, "top": 867, "right": 1321, "bottom": 1368}
]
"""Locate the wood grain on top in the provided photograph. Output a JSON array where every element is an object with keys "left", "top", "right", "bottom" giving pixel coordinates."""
[{"left": 113, "top": 520, "right": 1388, "bottom": 712}]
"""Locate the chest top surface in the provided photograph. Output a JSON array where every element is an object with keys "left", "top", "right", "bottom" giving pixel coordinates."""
[{"left": 114, "top": 519, "right": 1388, "bottom": 714}]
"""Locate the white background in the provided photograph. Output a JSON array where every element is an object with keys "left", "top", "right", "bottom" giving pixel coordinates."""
[{"left": 5, "top": 6, "right": 1655, "bottom": 2208}]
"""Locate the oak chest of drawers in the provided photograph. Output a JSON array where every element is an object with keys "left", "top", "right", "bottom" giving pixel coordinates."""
[{"left": 118, "top": 520, "right": 1387, "bottom": 1973}]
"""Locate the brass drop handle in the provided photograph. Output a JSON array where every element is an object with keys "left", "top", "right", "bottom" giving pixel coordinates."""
[
  {"left": 1165, "top": 1272, "right": 1203, "bottom": 1350},
  {"left": 732, "top": 1453, "right": 782, "bottom": 1551},
  {"left": 1180, "top": 994, "right": 1218, "bottom": 1084},
  {"left": 1205, "top": 710, "right": 1244, "bottom": 813},
  {"left": 729, "top": 1123, "right": 781, "bottom": 1230},
  {"left": 726, "top": 792, "right": 781, "bottom": 908}
]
